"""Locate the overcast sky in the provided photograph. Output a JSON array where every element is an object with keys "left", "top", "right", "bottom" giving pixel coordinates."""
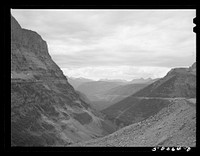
[{"left": 11, "top": 9, "right": 196, "bottom": 81}]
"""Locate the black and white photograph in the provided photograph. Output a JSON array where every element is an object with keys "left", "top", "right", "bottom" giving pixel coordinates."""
[{"left": 10, "top": 9, "right": 196, "bottom": 149}]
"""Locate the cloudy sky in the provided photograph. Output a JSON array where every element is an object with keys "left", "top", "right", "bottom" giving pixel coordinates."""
[{"left": 11, "top": 9, "right": 196, "bottom": 81}]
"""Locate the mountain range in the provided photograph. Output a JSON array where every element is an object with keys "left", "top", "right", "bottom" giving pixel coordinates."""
[
  {"left": 71, "top": 63, "right": 196, "bottom": 146},
  {"left": 11, "top": 14, "right": 196, "bottom": 147},
  {"left": 102, "top": 63, "right": 196, "bottom": 128},
  {"left": 67, "top": 77, "right": 94, "bottom": 89},
  {"left": 74, "top": 78, "right": 158, "bottom": 110}
]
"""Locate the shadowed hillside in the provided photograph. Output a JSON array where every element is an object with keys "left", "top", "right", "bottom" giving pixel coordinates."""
[
  {"left": 76, "top": 80, "right": 155, "bottom": 111},
  {"left": 73, "top": 98, "right": 196, "bottom": 147},
  {"left": 102, "top": 63, "right": 196, "bottom": 128}
]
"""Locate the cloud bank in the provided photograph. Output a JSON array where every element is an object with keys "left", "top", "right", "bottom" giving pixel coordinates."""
[{"left": 11, "top": 9, "right": 196, "bottom": 80}]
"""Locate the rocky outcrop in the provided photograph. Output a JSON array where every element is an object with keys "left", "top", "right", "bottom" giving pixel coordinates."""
[{"left": 11, "top": 15, "right": 116, "bottom": 146}]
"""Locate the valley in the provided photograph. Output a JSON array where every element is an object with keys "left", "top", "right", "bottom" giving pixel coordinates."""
[
  {"left": 71, "top": 79, "right": 155, "bottom": 111},
  {"left": 11, "top": 13, "right": 196, "bottom": 148}
]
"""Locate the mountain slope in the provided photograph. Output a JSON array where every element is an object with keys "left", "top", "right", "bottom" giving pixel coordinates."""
[
  {"left": 130, "top": 78, "right": 159, "bottom": 84},
  {"left": 67, "top": 77, "right": 94, "bottom": 89},
  {"left": 76, "top": 81, "right": 152, "bottom": 111},
  {"left": 102, "top": 63, "right": 196, "bottom": 127},
  {"left": 133, "top": 65, "right": 196, "bottom": 98},
  {"left": 11, "top": 15, "right": 116, "bottom": 146},
  {"left": 74, "top": 98, "right": 196, "bottom": 147},
  {"left": 76, "top": 81, "right": 124, "bottom": 97},
  {"left": 103, "top": 83, "right": 150, "bottom": 97}
]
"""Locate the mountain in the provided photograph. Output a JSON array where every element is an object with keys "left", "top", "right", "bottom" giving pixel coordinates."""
[
  {"left": 76, "top": 80, "right": 128, "bottom": 110},
  {"left": 76, "top": 81, "right": 125, "bottom": 100},
  {"left": 90, "top": 83, "right": 151, "bottom": 111},
  {"left": 76, "top": 78, "right": 158, "bottom": 111},
  {"left": 73, "top": 98, "right": 196, "bottom": 147},
  {"left": 130, "top": 78, "right": 159, "bottom": 84},
  {"left": 11, "top": 15, "right": 116, "bottom": 146},
  {"left": 102, "top": 63, "right": 196, "bottom": 128},
  {"left": 103, "top": 82, "right": 154, "bottom": 96},
  {"left": 132, "top": 64, "right": 196, "bottom": 98},
  {"left": 99, "top": 79, "right": 129, "bottom": 83},
  {"left": 67, "top": 77, "right": 94, "bottom": 89},
  {"left": 76, "top": 79, "right": 157, "bottom": 111}
]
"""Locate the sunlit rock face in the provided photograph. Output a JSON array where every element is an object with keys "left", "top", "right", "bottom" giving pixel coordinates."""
[{"left": 11, "top": 15, "right": 116, "bottom": 146}]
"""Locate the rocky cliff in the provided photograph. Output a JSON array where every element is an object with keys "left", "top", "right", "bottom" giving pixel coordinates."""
[{"left": 11, "top": 15, "right": 116, "bottom": 146}]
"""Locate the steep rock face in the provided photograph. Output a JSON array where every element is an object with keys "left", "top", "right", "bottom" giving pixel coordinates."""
[{"left": 11, "top": 15, "right": 116, "bottom": 146}]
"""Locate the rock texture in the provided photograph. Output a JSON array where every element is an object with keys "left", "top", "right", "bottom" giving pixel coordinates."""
[
  {"left": 74, "top": 98, "right": 196, "bottom": 147},
  {"left": 11, "top": 15, "right": 116, "bottom": 146}
]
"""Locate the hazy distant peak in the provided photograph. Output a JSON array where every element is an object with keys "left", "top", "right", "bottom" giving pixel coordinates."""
[
  {"left": 130, "top": 77, "right": 154, "bottom": 84},
  {"left": 70, "top": 77, "right": 94, "bottom": 81},
  {"left": 99, "top": 79, "right": 129, "bottom": 83}
]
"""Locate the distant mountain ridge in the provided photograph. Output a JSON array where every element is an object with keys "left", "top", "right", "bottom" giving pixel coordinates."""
[
  {"left": 77, "top": 81, "right": 125, "bottom": 97},
  {"left": 75, "top": 63, "right": 196, "bottom": 147},
  {"left": 130, "top": 78, "right": 159, "bottom": 84},
  {"left": 74, "top": 78, "right": 159, "bottom": 110},
  {"left": 67, "top": 77, "right": 94, "bottom": 89},
  {"left": 133, "top": 63, "right": 196, "bottom": 98}
]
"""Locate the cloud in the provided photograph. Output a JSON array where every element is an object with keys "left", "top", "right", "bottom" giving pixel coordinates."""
[
  {"left": 11, "top": 9, "right": 196, "bottom": 79},
  {"left": 61, "top": 66, "right": 171, "bottom": 81}
]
